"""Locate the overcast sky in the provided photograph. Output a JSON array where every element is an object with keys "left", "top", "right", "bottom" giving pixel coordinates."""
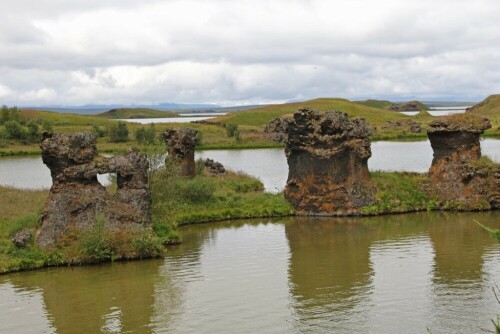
[{"left": 0, "top": 0, "right": 499, "bottom": 106}]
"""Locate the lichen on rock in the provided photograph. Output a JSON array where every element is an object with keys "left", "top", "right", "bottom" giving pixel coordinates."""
[
  {"left": 162, "top": 128, "right": 199, "bottom": 177},
  {"left": 427, "top": 114, "right": 499, "bottom": 210},
  {"left": 284, "top": 107, "right": 376, "bottom": 215},
  {"left": 36, "top": 132, "right": 151, "bottom": 249}
]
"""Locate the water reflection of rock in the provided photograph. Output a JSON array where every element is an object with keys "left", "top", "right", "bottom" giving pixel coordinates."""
[
  {"left": 427, "top": 212, "right": 496, "bottom": 284},
  {"left": 284, "top": 212, "right": 500, "bottom": 332},
  {"left": 5, "top": 262, "right": 163, "bottom": 333},
  {"left": 426, "top": 212, "right": 500, "bottom": 332},
  {"left": 285, "top": 217, "right": 376, "bottom": 331}
]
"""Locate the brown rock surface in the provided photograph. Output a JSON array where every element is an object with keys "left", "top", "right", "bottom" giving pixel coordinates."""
[
  {"left": 37, "top": 132, "right": 151, "bottom": 249},
  {"left": 427, "top": 114, "right": 499, "bottom": 209},
  {"left": 263, "top": 117, "right": 292, "bottom": 142},
  {"left": 162, "top": 128, "right": 199, "bottom": 177},
  {"left": 284, "top": 107, "right": 376, "bottom": 215}
]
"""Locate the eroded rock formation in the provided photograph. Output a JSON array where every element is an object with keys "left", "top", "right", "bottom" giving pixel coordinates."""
[
  {"left": 162, "top": 128, "right": 199, "bottom": 177},
  {"left": 264, "top": 117, "right": 292, "bottom": 142},
  {"left": 284, "top": 108, "right": 376, "bottom": 215},
  {"left": 427, "top": 115, "right": 499, "bottom": 209},
  {"left": 37, "top": 132, "right": 151, "bottom": 249}
]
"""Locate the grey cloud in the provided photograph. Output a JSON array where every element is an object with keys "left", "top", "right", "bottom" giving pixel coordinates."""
[{"left": 0, "top": 0, "right": 499, "bottom": 105}]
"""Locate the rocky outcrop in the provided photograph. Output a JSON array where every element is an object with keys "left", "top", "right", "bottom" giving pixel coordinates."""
[
  {"left": 427, "top": 114, "right": 499, "bottom": 209},
  {"left": 284, "top": 108, "right": 376, "bottom": 215},
  {"left": 162, "top": 128, "right": 199, "bottom": 177},
  {"left": 204, "top": 158, "right": 225, "bottom": 175},
  {"left": 36, "top": 132, "right": 151, "bottom": 249},
  {"left": 381, "top": 120, "right": 422, "bottom": 133},
  {"left": 264, "top": 117, "right": 292, "bottom": 142}
]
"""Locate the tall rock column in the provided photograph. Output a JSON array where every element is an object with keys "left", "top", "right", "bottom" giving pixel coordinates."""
[
  {"left": 284, "top": 107, "right": 376, "bottom": 215},
  {"left": 427, "top": 114, "right": 499, "bottom": 209},
  {"left": 162, "top": 128, "right": 199, "bottom": 177}
]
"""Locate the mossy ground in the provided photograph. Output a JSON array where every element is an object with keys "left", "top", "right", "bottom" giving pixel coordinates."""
[{"left": 362, "top": 172, "right": 438, "bottom": 214}]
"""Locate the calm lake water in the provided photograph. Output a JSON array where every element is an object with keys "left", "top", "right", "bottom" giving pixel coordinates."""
[
  {"left": 119, "top": 116, "right": 217, "bottom": 124},
  {"left": 400, "top": 106, "right": 470, "bottom": 116},
  {"left": 1, "top": 212, "right": 500, "bottom": 333},
  {"left": 1, "top": 139, "right": 499, "bottom": 192}
]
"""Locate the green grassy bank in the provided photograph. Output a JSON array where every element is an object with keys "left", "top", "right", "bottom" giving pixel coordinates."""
[
  {"left": 0, "top": 160, "right": 293, "bottom": 273},
  {"left": 1, "top": 96, "right": 499, "bottom": 156},
  {"left": 3, "top": 162, "right": 499, "bottom": 274}
]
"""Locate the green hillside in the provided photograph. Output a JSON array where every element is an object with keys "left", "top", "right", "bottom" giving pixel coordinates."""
[
  {"left": 467, "top": 95, "right": 500, "bottom": 131},
  {"left": 21, "top": 109, "right": 107, "bottom": 126},
  {"left": 98, "top": 108, "right": 178, "bottom": 119},
  {"left": 213, "top": 98, "right": 413, "bottom": 128},
  {"left": 467, "top": 95, "right": 500, "bottom": 116},
  {"left": 354, "top": 99, "right": 394, "bottom": 109}
]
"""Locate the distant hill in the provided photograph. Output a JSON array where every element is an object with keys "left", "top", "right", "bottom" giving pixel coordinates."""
[
  {"left": 387, "top": 101, "right": 428, "bottom": 112},
  {"left": 98, "top": 108, "right": 178, "bottom": 119},
  {"left": 22, "top": 103, "right": 222, "bottom": 115},
  {"left": 354, "top": 99, "right": 394, "bottom": 109},
  {"left": 467, "top": 95, "right": 500, "bottom": 116},
  {"left": 355, "top": 99, "right": 429, "bottom": 111},
  {"left": 213, "top": 98, "right": 413, "bottom": 128}
]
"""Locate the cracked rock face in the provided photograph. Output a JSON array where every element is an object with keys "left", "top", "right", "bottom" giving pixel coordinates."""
[
  {"left": 36, "top": 132, "right": 151, "bottom": 249},
  {"left": 427, "top": 115, "right": 499, "bottom": 209},
  {"left": 284, "top": 108, "right": 376, "bottom": 215},
  {"left": 162, "top": 128, "right": 199, "bottom": 177}
]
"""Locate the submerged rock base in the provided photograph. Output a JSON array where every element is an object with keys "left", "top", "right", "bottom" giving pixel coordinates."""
[
  {"left": 37, "top": 132, "right": 151, "bottom": 249},
  {"left": 427, "top": 115, "right": 499, "bottom": 210},
  {"left": 162, "top": 128, "right": 199, "bottom": 177},
  {"left": 284, "top": 108, "right": 376, "bottom": 215}
]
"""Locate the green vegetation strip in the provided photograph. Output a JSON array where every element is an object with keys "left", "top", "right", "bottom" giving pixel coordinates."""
[{"left": 0, "top": 158, "right": 293, "bottom": 273}]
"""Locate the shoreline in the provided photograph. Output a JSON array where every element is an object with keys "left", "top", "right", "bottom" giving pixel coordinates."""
[
  {"left": 1, "top": 132, "right": 498, "bottom": 157},
  {"left": 0, "top": 209, "right": 499, "bottom": 276}
]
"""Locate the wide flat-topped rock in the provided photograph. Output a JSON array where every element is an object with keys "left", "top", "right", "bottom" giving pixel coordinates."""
[
  {"left": 427, "top": 114, "right": 499, "bottom": 210},
  {"left": 284, "top": 107, "right": 375, "bottom": 215}
]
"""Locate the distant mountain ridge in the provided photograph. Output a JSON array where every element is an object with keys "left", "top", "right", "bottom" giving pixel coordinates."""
[{"left": 21, "top": 102, "right": 222, "bottom": 115}]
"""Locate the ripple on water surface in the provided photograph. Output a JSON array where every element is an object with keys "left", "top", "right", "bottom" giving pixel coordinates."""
[{"left": 1, "top": 212, "right": 500, "bottom": 333}]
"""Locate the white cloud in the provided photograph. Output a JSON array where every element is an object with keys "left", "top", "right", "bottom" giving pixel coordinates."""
[{"left": 0, "top": 0, "right": 499, "bottom": 105}]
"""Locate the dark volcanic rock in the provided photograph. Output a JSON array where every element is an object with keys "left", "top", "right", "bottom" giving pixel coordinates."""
[
  {"left": 427, "top": 115, "right": 499, "bottom": 209},
  {"left": 264, "top": 117, "right": 292, "bottom": 142},
  {"left": 204, "top": 158, "right": 225, "bottom": 175},
  {"left": 284, "top": 107, "right": 376, "bottom": 215},
  {"left": 162, "top": 128, "right": 199, "bottom": 177},
  {"left": 37, "top": 132, "right": 151, "bottom": 249}
]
